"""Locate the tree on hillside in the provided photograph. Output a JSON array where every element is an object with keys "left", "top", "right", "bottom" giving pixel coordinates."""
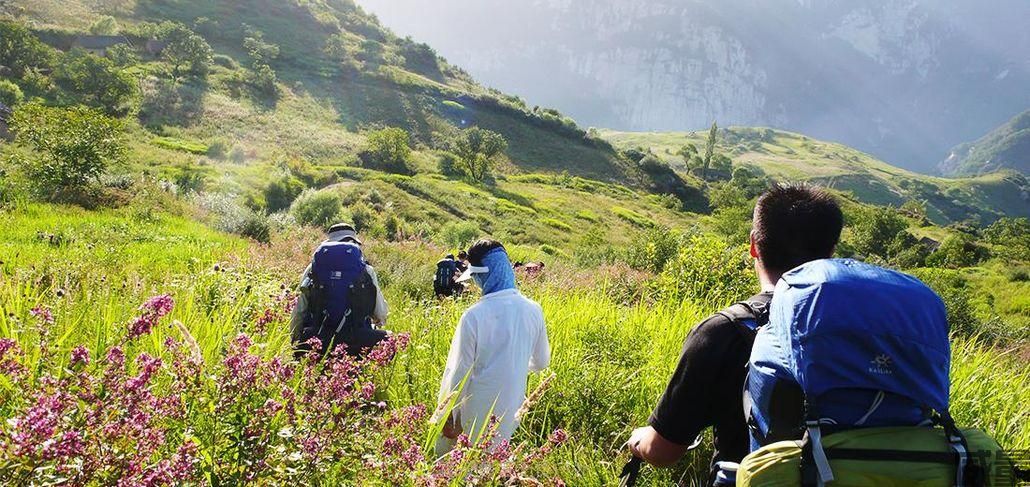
[
  {"left": 449, "top": 127, "right": 508, "bottom": 182},
  {"left": 362, "top": 127, "right": 413, "bottom": 174},
  {"left": 53, "top": 49, "right": 136, "bottom": 115},
  {"left": 161, "top": 23, "right": 213, "bottom": 79},
  {"left": 0, "top": 21, "right": 55, "bottom": 78},
  {"left": 848, "top": 205, "right": 910, "bottom": 260},
  {"left": 11, "top": 103, "right": 123, "bottom": 193},
  {"left": 242, "top": 26, "right": 280, "bottom": 96},
  {"left": 701, "top": 121, "right": 718, "bottom": 180}
]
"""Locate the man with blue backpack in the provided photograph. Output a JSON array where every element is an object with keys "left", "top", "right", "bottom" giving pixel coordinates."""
[
  {"left": 289, "top": 223, "right": 390, "bottom": 357},
  {"left": 625, "top": 184, "right": 845, "bottom": 486}
]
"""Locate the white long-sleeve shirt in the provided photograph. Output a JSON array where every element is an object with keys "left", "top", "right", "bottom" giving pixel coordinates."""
[{"left": 436, "top": 288, "right": 550, "bottom": 442}]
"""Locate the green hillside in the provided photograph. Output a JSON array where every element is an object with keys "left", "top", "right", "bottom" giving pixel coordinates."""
[
  {"left": 940, "top": 109, "right": 1030, "bottom": 176},
  {"left": 601, "top": 127, "right": 1030, "bottom": 225}
]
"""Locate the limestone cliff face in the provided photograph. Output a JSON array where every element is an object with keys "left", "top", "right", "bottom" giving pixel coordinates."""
[{"left": 358, "top": 0, "right": 1030, "bottom": 172}]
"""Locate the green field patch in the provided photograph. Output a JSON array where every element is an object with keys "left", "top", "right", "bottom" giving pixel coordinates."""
[
  {"left": 152, "top": 136, "right": 210, "bottom": 155},
  {"left": 611, "top": 206, "right": 653, "bottom": 227},
  {"left": 541, "top": 218, "right": 572, "bottom": 231}
]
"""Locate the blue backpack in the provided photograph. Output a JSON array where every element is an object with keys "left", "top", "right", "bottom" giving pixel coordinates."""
[
  {"left": 746, "top": 259, "right": 954, "bottom": 483},
  {"left": 295, "top": 241, "right": 377, "bottom": 354}
]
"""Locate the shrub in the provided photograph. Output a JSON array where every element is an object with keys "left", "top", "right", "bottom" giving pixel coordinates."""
[
  {"left": 626, "top": 227, "right": 681, "bottom": 273},
  {"left": 361, "top": 127, "right": 412, "bottom": 174},
  {"left": 438, "top": 220, "right": 480, "bottom": 248},
  {"left": 447, "top": 127, "right": 507, "bottom": 182},
  {"left": 438, "top": 152, "right": 463, "bottom": 178},
  {"left": 656, "top": 234, "right": 755, "bottom": 305},
  {"left": 206, "top": 139, "right": 228, "bottom": 159},
  {"left": 575, "top": 210, "right": 599, "bottom": 222},
  {"left": 346, "top": 201, "right": 376, "bottom": 232},
  {"left": 239, "top": 212, "right": 272, "bottom": 243},
  {"left": 0, "top": 79, "right": 24, "bottom": 106},
  {"left": 11, "top": 103, "right": 124, "bottom": 195},
  {"left": 174, "top": 165, "right": 206, "bottom": 195},
  {"left": 263, "top": 175, "right": 305, "bottom": 212},
  {"left": 211, "top": 54, "right": 238, "bottom": 69},
  {"left": 926, "top": 234, "right": 988, "bottom": 269},
  {"left": 53, "top": 49, "right": 137, "bottom": 114},
  {"left": 611, "top": 206, "right": 652, "bottom": 228},
  {"left": 290, "top": 189, "right": 342, "bottom": 228},
  {"left": 0, "top": 21, "right": 54, "bottom": 77},
  {"left": 909, "top": 268, "right": 980, "bottom": 338},
  {"left": 541, "top": 218, "right": 572, "bottom": 231}
]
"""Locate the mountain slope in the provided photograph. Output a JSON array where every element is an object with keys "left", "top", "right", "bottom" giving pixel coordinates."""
[
  {"left": 601, "top": 127, "right": 1030, "bottom": 225},
  {"left": 940, "top": 110, "right": 1030, "bottom": 176},
  {"left": 12, "top": 0, "right": 635, "bottom": 184},
  {"left": 357, "top": 0, "right": 1030, "bottom": 173}
]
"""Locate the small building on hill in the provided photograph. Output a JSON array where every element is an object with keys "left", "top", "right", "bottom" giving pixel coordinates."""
[
  {"left": 72, "top": 35, "right": 132, "bottom": 56},
  {"left": 0, "top": 101, "right": 13, "bottom": 141},
  {"left": 145, "top": 39, "right": 168, "bottom": 56},
  {"left": 919, "top": 236, "right": 942, "bottom": 252}
]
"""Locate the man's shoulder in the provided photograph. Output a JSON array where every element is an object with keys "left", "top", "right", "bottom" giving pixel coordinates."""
[{"left": 692, "top": 293, "right": 772, "bottom": 335}]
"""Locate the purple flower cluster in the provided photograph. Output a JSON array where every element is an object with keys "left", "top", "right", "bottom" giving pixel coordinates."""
[
  {"left": 0, "top": 294, "right": 569, "bottom": 485},
  {"left": 127, "top": 294, "right": 174, "bottom": 340}
]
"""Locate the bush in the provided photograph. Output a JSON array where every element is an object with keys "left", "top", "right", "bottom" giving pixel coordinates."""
[
  {"left": 927, "top": 234, "right": 989, "bottom": 269},
  {"left": 909, "top": 269, "right": 980, "bottom": 338},
  {"left": 438, "top": 220, "right": 480, "bottom": 248},
  {"left": 611, "top": 206, "right": 652, "bottom": 228},
  {"left": 0, "top": 79, "right": 24, "bottom": 106},
  {"left": 11, "top": 103, "right": 124, "bottom": 195},
  {"left": 360, "top": 127, "right": 413, "bottom": 174},
  {"left": 0, "top": 21, "right": 55, "bottom": 77},
  {"left": 53, "top": 49, "right": 137, "bottom": 114},
  {"left": 239, "top": 213, "right": 272, "bottom": 243},
  {"left": 206, "top": 140, "right": 228, "bottom": 159},
  {"left": 346, "top": 201, "right": 376, "bottom": 232},
  {"left": 656, "top": 234, "right": 755, "bottom": 305},
  {"left": 263, "top": 175, "right": 305, "bottom": 212},
  {"left": 193, "top": 192, "right": 270, "bottom": 242},
  {"left": 626, "top": 227, "right": 681, "bottom": 273},
  {"left": 541, "top": 218, "right": 572, "bottom": 232},
  {"left": 290, "top": 189, "right": 342, "bottom": 228},
  {"left": 212, "top": 54, "right": 238, "bottom": 70},
  {"left": 438, "top": 152, "right": 463, "bottom": 178},
  {"left": 174, "top": 166, "right": 206, "bottom": 195}
]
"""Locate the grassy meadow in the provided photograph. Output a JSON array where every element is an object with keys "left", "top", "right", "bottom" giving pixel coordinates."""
[{"left": 1, "top": 201, "right": 1027, "bottom": 485}]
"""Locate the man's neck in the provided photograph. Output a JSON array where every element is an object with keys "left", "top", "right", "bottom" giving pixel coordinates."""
[{"left": 757, "top": 269, "right": 782, "bottom": 293}]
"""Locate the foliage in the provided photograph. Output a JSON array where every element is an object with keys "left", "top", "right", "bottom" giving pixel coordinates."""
[
  {"left": 0, "top": 20, "right": 54, "bottom": 78},
  {"left": 701, "top": 121, "right": 718, "bottom": 179},
  {"left": 438, "top": 220, "right": 481, "bottom": 249},
  {"left": 656, "top": 234, "right": 756, "bottom": 305},
  {"left": 847, "top": 205, "right": 910, "bottom": 260},
  {"left": 10, "top": 103, "right": 123, "bottom": 194},
  {"left": 0, "top": 79, "right": 23, "bottom": 106},
  {"left": 448, "top": 127, "right": 508, "bottom": 182},
  {"left": 927, "top": 234, "right": 989, "bottom": 269},
  {"left": 290, "top": 189, "right": 342, "bottom": 228},
  {"left": 611, "top": 206, "right": 652, "bottom": 228},
  {"left": 263, "top": 175, "right": 305, "bottom": 213},
  {"left": 105, "top": 43, "right": 138, "bottom": 67},
  {"left": 361, "top": 127, "right": 413, "bottom": 174},
  {"left": 53, "top": 49, "right": 137, "bottom": 114},
  {"left": 242, "top": 26, "right": 280, "bottom": 97},
  {"left": 173, "top": 166, "right": 206, "bottom": 195},
  {"left": 437, "top": 152, "right": 463, "bottom": 178},
  {"left": 625, "top": 227, "right": 680, "bottom": 273},
  {"left": 984, "top": 217, "right": 1030, "bottom": 261},
  {"left": 89, "top": 15, "right": 119, "bottom": 35},
  {"left": 161, "top": 22, "right": 213, "bottom": 78}
]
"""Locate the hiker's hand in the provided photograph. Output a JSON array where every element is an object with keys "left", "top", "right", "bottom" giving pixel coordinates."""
[
  {"left": 442, "top": 414, "right": 462, "bottom": 439},
  {"left": 625, "top": 426, "right": 649, "bottom": 458}
]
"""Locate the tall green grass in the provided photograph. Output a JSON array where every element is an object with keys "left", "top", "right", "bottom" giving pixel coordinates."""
[{"left": 1, "top": 204, "right": 1027, "bottom": 485}]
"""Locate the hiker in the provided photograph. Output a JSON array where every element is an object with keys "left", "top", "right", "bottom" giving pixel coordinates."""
[
  {"left": 435, "top": 239, "right": 551, "bottom": 452},
  {"left": 289, "top": 223, "right": 389, "bottom": 357},
  {"left": 434, "top": 254, "right": 461, "bottom": 298},
  {"left": 625, "top": 184, "right": 844, "bottom": 485}
]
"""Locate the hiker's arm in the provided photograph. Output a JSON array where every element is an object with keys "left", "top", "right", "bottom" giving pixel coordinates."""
[
  {"left": 436, "top": 314, "right": 477, "bottom": 431},
  {"left": 639, "top": 317, "right": 729, "bottom": 465},
  {"left": 288, "top": 264, "right": 313, "bottom": 342},
  {"left": 366, "top": 265, "right": 389, "bottom": 325},
  {"left": 529, "top": 307, "right": 550, "bottom": 371},
  {"left": 627, "top": 426, "right": 689, "bottom": 467}
]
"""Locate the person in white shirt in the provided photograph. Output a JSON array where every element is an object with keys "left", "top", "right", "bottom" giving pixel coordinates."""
[{"left": 435, "top": 239, "right": 551, "bottom": 451}]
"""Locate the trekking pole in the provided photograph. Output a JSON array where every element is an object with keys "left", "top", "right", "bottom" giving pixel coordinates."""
[{"left": 618, "top": 456, "right": 643, "bottom": 487}]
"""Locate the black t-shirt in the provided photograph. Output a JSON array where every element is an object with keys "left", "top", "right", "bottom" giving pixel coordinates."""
[{"left": 649, "top": 292, "right": 772, "bottom": 468}]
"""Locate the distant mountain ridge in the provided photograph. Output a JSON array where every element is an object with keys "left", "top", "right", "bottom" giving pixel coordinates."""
[
  {"left": 357, "top": 0, "right": 1030, "bottom": 174},
  {"left": 940, "top": 110, "right": 1030, "bottom": 176}
]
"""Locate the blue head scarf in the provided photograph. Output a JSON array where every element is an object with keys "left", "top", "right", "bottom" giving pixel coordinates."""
[{"left": 471, "top": 247, "right": 517, "bottom": 295}]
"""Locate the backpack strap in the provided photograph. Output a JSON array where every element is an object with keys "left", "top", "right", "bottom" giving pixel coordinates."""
[{"left": 716, "top": 294, "right": 772, "bottom": 333}]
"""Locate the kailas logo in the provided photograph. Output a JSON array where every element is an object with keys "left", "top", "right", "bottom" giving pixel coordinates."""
[{"left": 869, "top": 354, "right": 893, "bottom": 375}]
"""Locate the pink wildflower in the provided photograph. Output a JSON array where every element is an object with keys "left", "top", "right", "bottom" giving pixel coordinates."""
[
  {"left": 70, "top": 345, "right": 90, "bottom": 368},
  {"left": 30, "top": 306, "right": 54, "bottom": 324}
]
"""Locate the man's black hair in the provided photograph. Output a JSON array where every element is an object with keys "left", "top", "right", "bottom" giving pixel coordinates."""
[
  {"left": 466, "top": 238, "right": 504, "bottom": 266},
  {"left": 445, "top": 254, "right": 455, "bottom": 260},
  {"left": 753, "top": 183, "right": 843, "bottom": 273},
  {"left": 457, "top": 251, "right": 469, "bottom": 260}
]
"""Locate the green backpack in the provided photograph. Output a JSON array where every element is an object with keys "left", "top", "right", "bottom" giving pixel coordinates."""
[{"left": 738, "top": 425, "right": 1020, "bottom": 487}]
